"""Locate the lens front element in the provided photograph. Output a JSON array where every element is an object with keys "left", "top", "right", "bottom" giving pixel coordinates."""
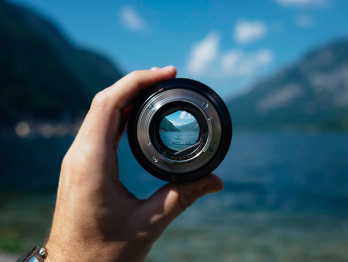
[{"left": 159, "top": 110, "right": 200, "bottom": 152}]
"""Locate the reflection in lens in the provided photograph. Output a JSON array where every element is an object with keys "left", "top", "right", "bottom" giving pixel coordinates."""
[{"left": 159, "top": 110, "right": 200, "bottom": 152}]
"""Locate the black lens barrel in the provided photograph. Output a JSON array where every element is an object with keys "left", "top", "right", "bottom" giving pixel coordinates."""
[{"left": 127, "top": 78, "right": 232, "bottom": 182}]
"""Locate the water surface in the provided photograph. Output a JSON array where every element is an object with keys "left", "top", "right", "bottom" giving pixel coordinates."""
[
  {"left": 1, "top": 132, "right": 348, "bottom": 261},
  {"left": 159, "top": 131, "right": 199, "bottom": 151}
]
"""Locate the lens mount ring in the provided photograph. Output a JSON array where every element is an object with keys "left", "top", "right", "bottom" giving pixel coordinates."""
[
  {"left": 137, "top": 88, "right": 221, "bottom": 173},
  {"left": 127, "top": 78, "right": 232, "bottom": 182}
]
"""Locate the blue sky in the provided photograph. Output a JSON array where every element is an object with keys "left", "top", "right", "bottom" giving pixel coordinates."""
[
  {"left": 164, "top": 111, "right": 196, "bottom": 126},
  {"left": 8, "top": 0, "right": 348, "bottom": 98}
]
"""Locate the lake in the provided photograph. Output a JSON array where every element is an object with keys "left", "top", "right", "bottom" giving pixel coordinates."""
[
  {"left": 1, "top": 132, "right": 348, "bottom": 261},
  {"left": 159, "top": 131, "right": 199, "bottom": 151}
]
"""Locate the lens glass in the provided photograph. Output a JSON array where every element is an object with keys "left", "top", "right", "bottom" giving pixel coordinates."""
[{"left": 159, "top": 110, "right": 200, "bottom": 152}]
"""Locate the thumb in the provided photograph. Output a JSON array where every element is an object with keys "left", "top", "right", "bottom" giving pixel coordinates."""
[{"left": 139, "top": 174, "right": 223, "bottom": 234}]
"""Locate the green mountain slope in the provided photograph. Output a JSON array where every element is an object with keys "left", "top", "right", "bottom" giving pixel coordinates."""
[
  {"left": 0, "top": 0, "right": 123, "bottom": 128},
  {"left": 177, "top": 120, "right": 200, "bottom": 132},
  {"left": 159, "top": 118, "right": 179, "bottom": 132},
  {"left": 227, "top": 38, "right": 348, "bottom": 131}
]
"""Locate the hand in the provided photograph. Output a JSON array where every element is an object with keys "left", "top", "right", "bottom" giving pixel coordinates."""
[{"left": 45, "top": 66, "right": 224, "bottom": 262}]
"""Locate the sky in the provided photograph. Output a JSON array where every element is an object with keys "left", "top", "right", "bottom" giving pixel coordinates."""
[
  {"left": 8, "top": 0, "right": 348, "bottom": 98},
  {"left": 164, "top": 111, "right": 196, "bottom": 126}
]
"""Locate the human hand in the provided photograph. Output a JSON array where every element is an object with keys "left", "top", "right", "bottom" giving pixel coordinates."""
[{"left": 45, "top": 66, "right": 224, "bottom": 262}]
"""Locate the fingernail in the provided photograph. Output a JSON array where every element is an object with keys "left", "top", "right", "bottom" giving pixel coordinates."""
[
  {"left": 150, "top": 67, "right": 160, "bottom": 71},
  {"left": 159, "top": 65, "right": 174, "bottom": 72},
  {"left": 202, "top": 182, "right": 223, "bottom": 194}
]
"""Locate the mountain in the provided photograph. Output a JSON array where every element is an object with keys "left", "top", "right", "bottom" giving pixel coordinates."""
[
  {"left": 227, "top": 38, "right": 348, "bottom": 131},
  {"left": 159, "top": 118, "right": 179, "bottom": 132},
  {"left": 0, "top": 0, "right": 123, "bottom": 128},
  {"left": 177, "top": 120, "right": 200, "bottom": 132}
]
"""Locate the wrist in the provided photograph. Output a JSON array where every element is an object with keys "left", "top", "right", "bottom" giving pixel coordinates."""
[
  {"left": 44, "top": 240, "right": 70, "bottom": 262},
  {"left": 44, "top": 238, "right": 120, "bottom": 262}
]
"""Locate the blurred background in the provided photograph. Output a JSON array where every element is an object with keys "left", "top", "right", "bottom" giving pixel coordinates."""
[{"left": 1, "top": 0, "right": 348, "bottom": 261}]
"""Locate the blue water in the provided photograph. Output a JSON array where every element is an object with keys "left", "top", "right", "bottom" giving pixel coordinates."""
[
  {"left": 1, "top": 132, "right": 348, "bottom": 213},
  {"left": 1, "top": 133, "right": 348, "bottom": 260},
  {"left": 159, "top": 131, "right": 199, "bottom": 151}
]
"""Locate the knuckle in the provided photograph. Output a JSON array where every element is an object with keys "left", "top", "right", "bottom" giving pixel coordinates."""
[
  {"left": 91, "top": 90, "right": 108, "bottom": 108},
  {"left": 129, "top": 71, "right": 142, "bottom": 85},
  {"left": 129, "top": 70, "right": 142, "bottom": 79},
  {"left": 61, "top": 154, "right": 70, "bottom": 168}
]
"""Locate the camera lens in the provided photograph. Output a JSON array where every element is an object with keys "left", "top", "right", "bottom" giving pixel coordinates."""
[{"left": 127, "top": 78, "right": 232, "bottom": 182}]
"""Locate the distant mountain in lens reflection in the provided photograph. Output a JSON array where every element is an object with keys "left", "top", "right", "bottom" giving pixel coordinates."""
[
  {"left": 159, "top": 118, "right": 179, "bottom": 132},
  {"left": 159, "top": 119, "right": 200, "bottom": 132},
  {"left": 177, "top": 120, "right": 200, "bottom": 132},
  {"left": 0, "top": 0, "right": 123, "bottom": 128},
  {"left": 227, "top": 38, "right": 348, "bottom": 131}
]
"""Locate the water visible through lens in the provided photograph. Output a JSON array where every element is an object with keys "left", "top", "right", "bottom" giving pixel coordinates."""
[{"left": 159, "top": 110, "right": 200, "bottom": 151}]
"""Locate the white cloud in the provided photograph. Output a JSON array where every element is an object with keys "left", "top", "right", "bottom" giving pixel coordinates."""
[
  {"left": 221, "top": 50, "right": 243, "bottom": 72},
  {"left": 169, "top": 120, "right": 186, "bottom": 126},
  {"left": 186, "top": 32, "right": 274, "bottom": 78},
  {"left": 221, "top": 49, "right": 273, "bottom": 76},
  {"left": 234, "top": 19, "right": 267, "bottom": 44},
  {"left": 180, "top": 111, "right": 194, "bottom": 120},
  {"left": 273, "top": 0, "right": 328, "bottom": 7},
  {"left": 187, "top": 32, "right": 220, "bottom": 75},
  {"left": 296, "top": 14, "right": 316, "bottom": 28},
  {"left": 120, "top": 6, "right": 146, "bottom": 32}
]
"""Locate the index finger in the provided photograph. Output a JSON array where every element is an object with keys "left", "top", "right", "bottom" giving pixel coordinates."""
[{"left": 81, "top": 66, "right": 177, "bottom": 146}]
